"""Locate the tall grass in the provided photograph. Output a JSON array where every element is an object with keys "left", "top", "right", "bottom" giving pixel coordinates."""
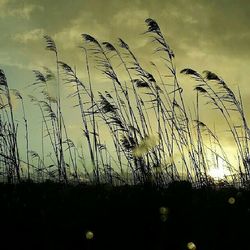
[
  {"left": 0, "top": 70, "right": 20, "bottom": 183},
  {"left": 0, "top": 19, "right": 249, "bottom": 187}
]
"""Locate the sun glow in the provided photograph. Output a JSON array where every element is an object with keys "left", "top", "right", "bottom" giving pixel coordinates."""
[{"left": 208, "top": 158, "right": 231, "bottom": 180}]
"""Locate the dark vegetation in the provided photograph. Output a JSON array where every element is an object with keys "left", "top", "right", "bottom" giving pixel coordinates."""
[
  {"left": 0, "top": 18, "right": 250, "bottom": 249},
  {"left": 1, "top": 18, "right": 250, "bottom": 186},
  {"left": 0, "top": 181, "right": 250, "bottom": 250}
]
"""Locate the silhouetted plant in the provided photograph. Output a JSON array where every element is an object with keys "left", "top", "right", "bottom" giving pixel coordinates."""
[
  {"left": 0, "top": 69, "right": 20, "bottom": 183},
  {"left": 0, "top": 19, "right": 249, "bottom": 187}
]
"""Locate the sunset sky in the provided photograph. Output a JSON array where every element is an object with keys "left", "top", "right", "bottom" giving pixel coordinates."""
[{"left": 1, "top": 0, "right": 250, "bottom": 174}]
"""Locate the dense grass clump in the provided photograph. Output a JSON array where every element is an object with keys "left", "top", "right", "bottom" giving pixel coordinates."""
[{"left": 1, "top": 18, "right": 250, "bottom": 187}]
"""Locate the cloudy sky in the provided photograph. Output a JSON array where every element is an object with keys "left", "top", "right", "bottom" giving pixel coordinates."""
[{"left": 1, "top": 0, "right": 250, "bottom": 170}]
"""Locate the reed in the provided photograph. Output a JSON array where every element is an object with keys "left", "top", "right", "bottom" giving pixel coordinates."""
[{"left": 0, "top": 19, "right": 249, "bottom": 187}]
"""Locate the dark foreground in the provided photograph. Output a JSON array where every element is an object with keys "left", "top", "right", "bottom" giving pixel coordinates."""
[{"left": 0, "top": 181, "right": 249, "bottom": 250}]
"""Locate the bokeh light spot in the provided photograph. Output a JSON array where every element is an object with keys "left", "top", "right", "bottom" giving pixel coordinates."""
[
  {"left": 160, "top": 214, "right": 168, "bottom": 222},
  {"left": 85, "top": 231, "right": 94, "bottom": 240},
  {"left": 159, "top": 206, "right": 169, "bottom": 215},
  {"left": 228, "top": 197, "right": 235, "bottom": 205},
  {"left": 187, "top": 241, "right": 196, "bottom": 250},
  {"left": 159, "top": 206, "right": 169, "bottom": 222}
]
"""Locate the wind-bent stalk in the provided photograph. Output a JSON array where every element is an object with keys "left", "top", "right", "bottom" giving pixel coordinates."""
[
  {"left": 181, "top": 68, "right": 250, "bottom": 182},
  {"left": 82, "top": 48, "right": 100, "bottom": 183},
  {"left": 144, "top": 19, "right": 199, "bottom": 182},
  {"left": 11, "top": 90, "right": 30, "bottom": 180},
  {"left": 44, "top": 35, "right": 67, "bottom": 182},
  {"left": 0, "top": 70, "right": 20, "bottom": 183}
]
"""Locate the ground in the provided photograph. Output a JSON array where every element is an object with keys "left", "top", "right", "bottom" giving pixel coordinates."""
[{"left": 0, "top": 181, "right": 249, "bottom": 250}]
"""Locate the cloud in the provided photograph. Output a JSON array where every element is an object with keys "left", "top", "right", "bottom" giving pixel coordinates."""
[
  {"left": 0, "top": 0, "right": 9, "bottom": 8},
  {"left": 0, "top": 0, "right": 43, "bottom": 19},
  {"left": 112, "top": 9, "right": 149, "bottom": 28},
  {"left": 12, "top": 28, "right": 45, "bottom": 44},
  {"left": 53, "top": 12, "right": 112, "bottom": 51},
  {"left": 8, "top": 4, "right": 43, "bottom": 19}
]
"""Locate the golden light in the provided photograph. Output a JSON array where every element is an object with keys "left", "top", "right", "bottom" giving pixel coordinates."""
[
  {"left": 228, "top": 197, "right": 236, "bottom": 205},
  {"left": 132, "top": 134, "right": 159, "bottom": 157},
  {"left": 85, "top": 231, "right": 94, "bottom": 240},
  {"left": 208, "top": 158, "right": 231, "bottom": 180},
  {"left": 159, "top": 206, "right": 169, "bottom": 215},
  {"left": 187, "top": 241, "right": 196, "bottom": 250}
]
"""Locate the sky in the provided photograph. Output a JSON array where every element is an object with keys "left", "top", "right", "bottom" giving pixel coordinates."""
[{"left": 1, "top": 0, "right": 250, "bottom": 175}]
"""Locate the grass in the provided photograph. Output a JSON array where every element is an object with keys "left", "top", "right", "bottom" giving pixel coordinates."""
[
  {"left": 1, "top": 17, "right": 250, "bottom": 250},
  {"left": 0, "top": 18, "right": 250, "bottom": 187}
]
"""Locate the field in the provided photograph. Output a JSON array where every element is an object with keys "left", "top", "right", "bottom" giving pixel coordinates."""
[
  {"left": 1, "top": 19, "right": 250, "bottom": 187},
  {"left": 1, "top": 17, "right": 250, "bottom": 250},
  {"left": 0, "top": 181, "right": 250, "bottom": 250}
]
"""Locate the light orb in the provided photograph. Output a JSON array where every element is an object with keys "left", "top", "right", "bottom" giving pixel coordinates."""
[{"left": 85, "top": 231, "right": 94, "bottom": 240}]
